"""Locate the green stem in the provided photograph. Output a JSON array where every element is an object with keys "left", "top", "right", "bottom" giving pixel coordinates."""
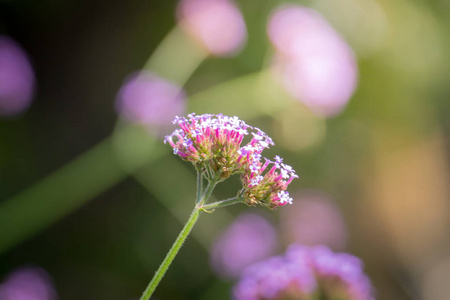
[
  {"left": 139, "top": 206, "right": 201, "bottom": 300},
  {"left": 200, "top": 173, "right": 221, "bottom": 205},
  {"left": 140, "top": 173, "right": 221, "bottom": 299},
  {"left": 201, "top": 197, "right": 244, "bottom": 211},
  {"left": 195, "top": 167, "right": 204, "bottom": 204}
]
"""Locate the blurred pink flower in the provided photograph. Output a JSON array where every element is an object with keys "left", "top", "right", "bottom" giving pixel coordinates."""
[
  {"left": 116, "top": 71, "right": 186, "bottom": 129},
  {"left": 0, "top": 267, "right": 57, "bottom": 300},
  {"left": 210, "top": 213, "right": 278, "bottom": 279},
  {"left": 280, "top": 190, "right": 348, "bottom": 251},
  {"left": 0, "top": 35, "right": 35, "bottom": 116},
  {"left": 268, "top": 5, "right": 358, "bottom": 117},
  {"left": 177, "top": 0, "right": 247, "bottom": 57}
]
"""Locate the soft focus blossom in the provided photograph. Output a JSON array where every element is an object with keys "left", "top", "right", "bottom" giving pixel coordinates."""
[
  {"left": 210, "top": 213, "right": 278, "bottom": 278},
  {"left": 0, "top": 35, "right": 35, "bottom": 116},
  {"left": 177, "top": 0, "right": 247, "bottom": 57},
  {"left": 165, "top": 113, "right": 298, "bottom": 209},
  {"left": 289, "top": 245, "right": 374, "bottom": 300},
  {"left": 233, "top": 255, "right": 316, "bottom": 300},
  {"left": 0, "top": 267, "right": 57, "bottom": 300},
  {"left": 280, "top": 190, "right": 348, "bottom": 250},
  {"left": 234, "top": 245, "right": 374, "bottom": 300},
  {"left": 116, "top": 71, "right": 186, "bottom": 129},
  {"left": 268, "top": 5, "right": 358, "bottom": 117}
]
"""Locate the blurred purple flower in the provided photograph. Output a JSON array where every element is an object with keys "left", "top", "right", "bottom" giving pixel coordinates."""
[
  {"left": 268, "top": 5, "right": 358, "bottom": 117},
  {"left": 234, "top": 245, "right": 374, "bottom": 300},
  {"left": 288, "top": 245, "right": 375, "bottom": 300},
  {"left": 116, "top": 71, "right": 186, "bottom": 129},
  {"left": 0, "top": 267, "right": 57, "bottom": 300},
  {"left": 233, "top": 255, "right": 316, "bottom": 300},
  {"left": 177, "top": 0, "right": 247, "bottom": 57},
  {"left": 0, "top": 35, "right": 35, "bottom": 116},
  {"left": 280, "top": 190, "right": 348, "bottom": 251},
  {"left": 210, "top": 213, "right": 278, "bottom": 279}
]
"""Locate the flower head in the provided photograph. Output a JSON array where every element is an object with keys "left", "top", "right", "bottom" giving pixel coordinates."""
[
  {"left": 210, "top": 213, "right": 278, "bottom": 279},
  {"left": 233, "top": 254, "right": 316, "bottom": 300},
  {"left": 268, "top": 5, "right": 358, "bottom": 117},
  {"left": 280, "top": 191, "right": 348, "bottom": 250},
  {"left": 116, "top": 71, "right": 186, "bottom": 128},
  {"left": 177, "top": 0, "right": 247, "bottom": 57},
  {"left": 166, "top": 113, "right": 298, "bottom": 209},
  {"left": 0, "top": 266, "right": 57, "bottom": 300},
  {"left": 0, "top": 35, "right": 35, "bottom": 116},
  {"left": 241, "top": 156, "right": 298, "bottom": 209},
  {"left": 234, "top": 245, "right": 375, "bottom": 300}
]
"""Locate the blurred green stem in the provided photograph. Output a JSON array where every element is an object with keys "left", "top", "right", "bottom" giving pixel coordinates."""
[
  {"left": 0, "top": 138, "right": 127, "bottom": 254},
  {"left": 143, "top": 26, "right": 208, "bottom": 86}
]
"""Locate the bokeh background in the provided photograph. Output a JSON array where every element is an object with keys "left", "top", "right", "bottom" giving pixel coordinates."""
[{"left": 1, "top": 0, "right": 450, "bottom": 299}]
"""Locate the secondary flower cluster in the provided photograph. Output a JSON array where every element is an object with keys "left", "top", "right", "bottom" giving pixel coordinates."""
[
  {"left": 234, "top": 245, "right": 374, "bottom": 300},
  {"left": 165, "top": 113, "right": 298, "bottom": 209}
]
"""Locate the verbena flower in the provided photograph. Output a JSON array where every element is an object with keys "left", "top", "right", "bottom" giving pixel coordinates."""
[
  {"left": 176, "top": 0, "right": 247, "bottom": 57},
  {"left": 234, "top": 245, "right": 375, "bottom": 300},
  {"left": 0, "top": 266, "right": 58, "bottom": 300},
  {"left": 267, "top": 5, "right": 358, "bottom": 118},
  {"left": 233, "top": 254, "right": 316, "bottom": 300},
  {"left": 116, "top": 71, "right": 186, "bottom": 129},
  {"left": 0, "top": 35, "right": 35, "bottom": 116},
  {"left": 280, "top": 190, "right": 348, "bottom": 250},
  {"left": 210, "top": 213, "right": 278, "bottom": 279},
  {"left": 165, "top": 113, "right": 298, "bottom": 209}
]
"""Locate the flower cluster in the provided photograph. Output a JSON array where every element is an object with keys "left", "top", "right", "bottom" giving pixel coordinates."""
[
  {"left": 0, "top": 266, "right": 58, "bottom": 300},
  {"left": 234, "top": 245, "right": 375, "bottom": 300},
  {"left": 116, "top": 71, "right": 186, "bottom": 128},
  {"left": 210, "top": 213, "right": 278, "bottom": 279},
  {"left": 241, "top": 154, "right": 298, "bottom": 209},
  {"left": 0, "top": 35, "right": 35, "bottom": 116},
  {"left": 177, "top": 0, "right": 247, "bottom": 57},
  {"left": 165, "top": 113, "right": 298, "bottom": 209},
  {"left": 267, "top": 5, "right": 357, "bottom": 117}
]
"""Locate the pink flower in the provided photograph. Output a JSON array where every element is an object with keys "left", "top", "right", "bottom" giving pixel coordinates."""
[
  {"left": 0, "top": 36, "right": 35, "bottom": 116},
  {"left": 210, "top": 213, "right": 278, "bottom": 278},
  {"left": 280, "top": 190, "right": 348, "bottom": 251},
  {"left": 0, "top": 267, "right": 57, "bottom": 300},
  {"left": 116, "top": 71, "right": 186, "bottom": 130},
  {"left": 234, "top": 245, "right": 374, "bottom": 300},
  {"left": 177, "top": 0, "right": 247, "bottom": 57},
  {"left": 165, "top": 113, "right": 298, "bottom": 209},
  {"left": 268, "top": 5, "right": 358, "bottom": 117}
]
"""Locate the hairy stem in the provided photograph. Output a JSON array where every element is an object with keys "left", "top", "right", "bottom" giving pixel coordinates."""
[
  {"left": 139, "top": 173, "right": 220, "bottom": 299},
  {"left": 196, "top": 167, "right": 204, "bottom": 204},
  {"left": 139, "top": 206, "right": 201, "bottom": 300}
]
